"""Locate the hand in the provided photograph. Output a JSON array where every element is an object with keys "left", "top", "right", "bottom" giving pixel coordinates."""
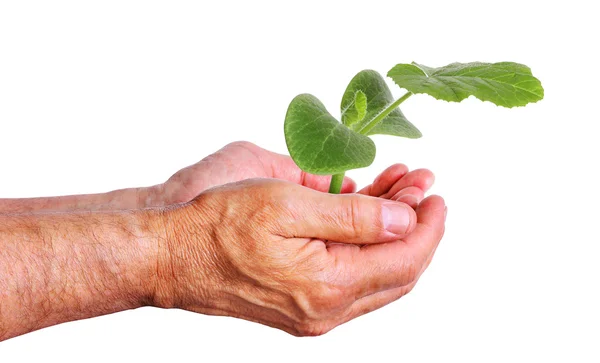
[
  {"left": 150, "top": 141, "right": 435, "bottom": 208},
  {"left": 150, "top": 141, "right": 357, "bottom": 206},
  {"left": 154, "top": 178, "right": 446, "bottom": 336},
  {"left": 358, "top": 163, "right": 435, "bottom": 207},
  {"left": 0, "top": 141, "right": 357, "bottom": 214}
]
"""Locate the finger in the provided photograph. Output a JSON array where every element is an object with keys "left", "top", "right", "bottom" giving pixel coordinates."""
[
  {"left": 341, "top": 284, "right": 413, "bottom": 325},
  {"left": 401, "top": 195, "right": 446, "bottom": 259},
  {"left": 340, "top": 178, "right": 357, "bottom": 193},
  {"left": 226, "top": 142, "right": 357, "bottom": 192},
  {"left": 358, "top": 164, "right": 409, "bottom": 197},
  {"left": 342, "top": 246, "right": 439, "bottom": 323},
  {"left": 281, "top": 188, "right": 417, "bottom": 244},
  {"left": 391, "top": 186, "right": 425, "bottom": 209},
  {"left": 268, "top": 152, "right": 357, "bottom": 193},
  {"left": 340, "top": 195, "right": 446, "bottom": 298},
  {"left": 345, "top": 208, "right": 446, "bottom": 319},
  {"left": 382, "top": 169, "right": 435, "bottom": 199},
  {"left": 302, "top": 173, "right": 357, "bottom": 194}
]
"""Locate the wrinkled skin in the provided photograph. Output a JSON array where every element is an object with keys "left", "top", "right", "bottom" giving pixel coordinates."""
[
  {"left": 154, "top": 157, "right": 445, "bottom": 336},
  {"left": 0, "top": 141, "right": 444, "bottom": 340}
]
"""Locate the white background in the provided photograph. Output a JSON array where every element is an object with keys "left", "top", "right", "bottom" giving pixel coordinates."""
[{"left": 1, "top": 1, "right": 599, "bottom": 362}]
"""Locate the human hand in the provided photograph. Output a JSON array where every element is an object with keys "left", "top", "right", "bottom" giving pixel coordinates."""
[
  {"left": 153, "top": 178, "right": 446, "bottom": 336},
  {"left": 0, "top": 141, "right": 357, "bottom": 214},
  {"left": 148, "top": 141, "right": 435, "bottom": 209},
  {"left": 358, "top": 163, "right": 435, "bottom": 207},
  {"left": 147, "top": 141, "right": 356, "bottom": 207}
]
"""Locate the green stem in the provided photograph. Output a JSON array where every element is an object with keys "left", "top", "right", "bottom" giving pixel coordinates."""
[
  {"left": 358, "top": 92, "right": 413, "bottom": 135},
  {"left": 328, "top": 173, "right": 345, "bottom": 194},
  {"left": 328, "top": 92, "right": 413, "bottom": 194}
]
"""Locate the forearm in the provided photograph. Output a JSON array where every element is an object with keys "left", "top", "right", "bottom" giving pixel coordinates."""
[
  {"left": 0, "top": 185, "right": 161, "bottom": 214},
  {"left": 0, "top": 209, "right": 162, "bottom": 341}
]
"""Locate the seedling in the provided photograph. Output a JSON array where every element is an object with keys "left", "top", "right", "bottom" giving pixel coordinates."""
[{"left": 284, "top": 62, "right": 544, "bottom": 193}]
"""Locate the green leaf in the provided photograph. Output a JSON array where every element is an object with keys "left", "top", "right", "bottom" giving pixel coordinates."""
[
  {"left": 341, "top": 70, "right": 421, "bottom": 138},
  {"left": 284, "top": 94, "right": 376, "bottom": 175},
  {"left": 387, "top": 62, "right": 544, "bottom": 108},
  {"left": 354, "top": 90, "right": 367, "bottom": 123}
]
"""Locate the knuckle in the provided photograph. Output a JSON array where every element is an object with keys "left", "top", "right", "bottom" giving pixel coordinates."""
[
  {"left": 318, "top": 269, "right": 355, "bottom": 310},
  {"left": 292, "top": 275, "right": 351, "bottom": 320},
  {"left": 319, "top": 284, "right": 347, "bottom": 312},
  {"left": 224, "top": 179, "right": 296, "bottom": 237},
  {"left": 225, "top": 140, "right": 257, "bottom": 150},
  {"left": 345, "top": 197, "right": 364, "bottom": 239},
  {"left": 294, "top": 321, "right": 334, "bottom": 337}
]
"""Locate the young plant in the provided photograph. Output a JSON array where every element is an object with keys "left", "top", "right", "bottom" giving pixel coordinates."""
[{"left": 284, "top": 62, "right": 544, "bottom": 193}]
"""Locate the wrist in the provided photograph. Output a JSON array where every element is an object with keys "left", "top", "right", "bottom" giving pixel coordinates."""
[
  {"left": 149, "top": 197, "right": 218, "bottom": 310},
  {"left": 109, "top": 208, "right": 164, "bottom": 309}
]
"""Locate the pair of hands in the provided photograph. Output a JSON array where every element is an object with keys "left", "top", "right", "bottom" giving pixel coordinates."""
[{"left": 147, "top": 141, "right": 446, "bottom": 336}]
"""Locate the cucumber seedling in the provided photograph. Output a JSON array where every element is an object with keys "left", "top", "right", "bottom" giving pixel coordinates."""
[{"left": 284, "top": 62, "right": 544, "bottom": 193}]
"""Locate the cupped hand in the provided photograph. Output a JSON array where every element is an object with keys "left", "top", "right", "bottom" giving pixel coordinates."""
[
  {"left": 149, "top": 141, "right": 435, "bottom": 209},
  {"left": 358, "top": 163, "right": 435, "bottom": 207},
  {"left": 151, "top": 141, "right": 356, "bottom": 206},
  {"left": 154, "top": 178, "right": 445, "bottom": 336}
]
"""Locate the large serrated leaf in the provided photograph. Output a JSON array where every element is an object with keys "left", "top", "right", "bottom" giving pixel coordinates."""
[
  {"left": 341, "top": 70, "right": 421, "bottom": 138},
  {"left": 284, "top": 94, "right": 375, "bottom": 175},
  {"left": 387, "top": 62, "right": 544, "bottom": 108}
]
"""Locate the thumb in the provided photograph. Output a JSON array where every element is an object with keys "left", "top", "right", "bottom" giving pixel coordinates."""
[{"left": 284, "top": 189, "right": 417, "bottom": 244}]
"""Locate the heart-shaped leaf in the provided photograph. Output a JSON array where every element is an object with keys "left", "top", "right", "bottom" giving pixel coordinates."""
[
  {"left": 387, "top": 62, "right": 544, "bottom": 108},
  {"left": 341, "top": 70, "right": 422, "bottom": 138},
  {"left": 284, "top": 94, "right": 375, "bottom": 175}
]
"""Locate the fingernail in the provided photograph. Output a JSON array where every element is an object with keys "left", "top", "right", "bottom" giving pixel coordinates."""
[
  {"left": 444, "top": 206, "right": 448, "bottom": 221},
  {"left": 382, "top": 202, "right": 411, "bottom": 235}
]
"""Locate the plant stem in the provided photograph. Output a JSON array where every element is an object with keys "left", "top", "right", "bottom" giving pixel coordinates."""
[
  {"left": 328, "top": 173, "right": 345, "bottom": 194},
  {"left": 358, "top": 92, "right": 413, "bottom": 135},
  {"left": 328, "top": 92, "right": 412, "bottom": 193}
]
